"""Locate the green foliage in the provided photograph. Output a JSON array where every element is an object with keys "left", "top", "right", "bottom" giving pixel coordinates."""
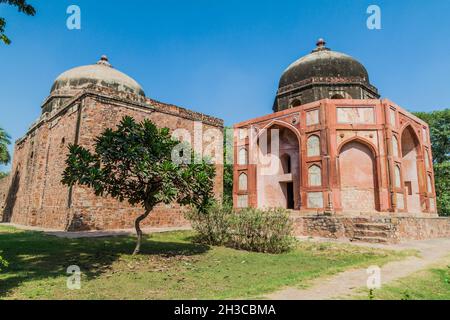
[
  {"left": 62, "top": 116, "right": 216, "bottom": 253},
  {"left": 0, "top": 255, "right": 8, "bottom": 272},
  {"left": 0, "top": 225, "right": 407, "bottom": 299},
  {"left": 414, "top": 109, "right": 450, "bottom": 216},
  {"left": 0, "top": 171, "right": 9, "bottom": 179},
  {"left": 0, "top": 0, "right": 36, "bottom": 45},
  {"left": 356, "top": 262, "right": 450, "bottom": 300},
  {"left": 414, "top": 109, "right": 450, "bottom": 164},
  {"left": 401, "top": 291, "right": 411, "bottom": 300},
  {"left": 223, "top": 164, "right": 233, "bottom": 205},
  {"left": 186, "top": 201, "right": 232, "bottom": 246},
  {"left": 434, "top": 162, "right": 450, "bottom": 216},
  {"left": 229, "top": 208, "right": 295, "bottom": 254},
  {"left": 187, "top": 204, "right": 295, "bottom": 254},
  {"left": 0, "top": 127, "right": 11, "bottom": 165},
  {"left": 62, "top": 116, "right": 215, "bottom": 211},
  {"left": 223, "top": 164, "right": 233, "bottom": 206},
  {"left": 223, "top": 127, "right": 233, "bottom": 206}
]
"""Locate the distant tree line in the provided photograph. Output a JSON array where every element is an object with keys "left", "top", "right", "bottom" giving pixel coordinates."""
[{"left": 0, "top": 127, "right": 11, "bottom": 178}]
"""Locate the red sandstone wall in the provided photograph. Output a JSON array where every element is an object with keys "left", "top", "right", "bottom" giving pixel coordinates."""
[{"left": 233, "top": 98, "right": 437, "bottom": 216}]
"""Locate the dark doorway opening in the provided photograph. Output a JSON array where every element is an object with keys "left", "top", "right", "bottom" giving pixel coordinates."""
[
  {"left": 281, "top": 154, "right": 292, "bottom": 174},
  {"left": 286, "top": 182, "right": 294, "bottom": 209}
]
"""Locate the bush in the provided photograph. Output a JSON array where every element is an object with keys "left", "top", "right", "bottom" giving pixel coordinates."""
[
  {"left": 228, "top": 208, "right": 295, "bottom": 253},
  {"left": 186, "top": 204, "right": 295, "bottom": 253},
  {"left": 0, "top": 255, "right": 8, "bottom": 272},
  {"left": 186, "top": 202, "right": 232, "bottom": 246}
]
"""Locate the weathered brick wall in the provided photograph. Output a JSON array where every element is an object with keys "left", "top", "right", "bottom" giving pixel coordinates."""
[
  {"left": 391, "top": 217, "right": 450, "bottom": 241},
  {"left": 292, "top": 215, "right": 450, "bottom": 243},
  {"left": 4, "top": 87, "right": 223, "bottom": 231},
  {"left": 292, "top": 215, "right": 357, "bottom": 239},
  {"left": 68, "top": 94, "right": 223, "bottom": 230},
  {"left": 5, "top": 103, "right": 80, "bottom": 229},
  {"left": 0, "top": 175, "right": 11, "bottom": 221}
]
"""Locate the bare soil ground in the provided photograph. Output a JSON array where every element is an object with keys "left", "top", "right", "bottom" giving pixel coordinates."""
[{"left": 266, "top": 237, "right": 450, "bottom": 300}]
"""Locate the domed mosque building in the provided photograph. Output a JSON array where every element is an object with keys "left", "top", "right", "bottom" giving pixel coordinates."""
[
  {"left": 0, "top": 56, "right": 223, "bottom": 230},
  {"left": 234, "top": 39, "right": 450, "bottom": 242}
]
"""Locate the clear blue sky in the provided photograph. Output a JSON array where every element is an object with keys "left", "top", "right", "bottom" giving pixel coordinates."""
[{"left": 1, "top": 0, "right": 450, "bottom": 171}]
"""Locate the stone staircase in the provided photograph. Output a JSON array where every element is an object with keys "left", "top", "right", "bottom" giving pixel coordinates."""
[{"left": 351, "top": 219, "right": 394, "bottom": 243}]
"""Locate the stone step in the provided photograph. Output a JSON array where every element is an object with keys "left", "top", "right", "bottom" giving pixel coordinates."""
[
  {"left": 354, "top": 223, "right": 392, "bottom": 231},
  {"left": 351, "top": 236, "right": 389, "bottom": 244},
  {"left": 351, "top": 217, "right": 372, "bottom": 224},
  {"left": 354, "top": 229, "right": 390, "bottom": 238}
]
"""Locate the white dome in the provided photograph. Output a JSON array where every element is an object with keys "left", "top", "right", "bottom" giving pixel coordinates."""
[{"left": 51, "top": 56, "right": 145, "bottom": 96}]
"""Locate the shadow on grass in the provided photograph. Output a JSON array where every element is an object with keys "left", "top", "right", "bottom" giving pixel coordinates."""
[{"left": 0, "top": 230, "right": 209, "bottom": 298}]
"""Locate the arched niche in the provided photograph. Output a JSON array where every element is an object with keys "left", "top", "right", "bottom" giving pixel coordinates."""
[
  {"left": 239, "top": 173, "right": 248, "bottom": 191},
  {"left": 339, "top": 139, "right": 378, "bottom": 212},
  {"left": 280, "top": 154, "right": 292, "bottom": 174},
  {"left": 395, "top": 165, "right": 402, "bottom": 188},
  {"left": 308, "top": 165, "right": 322, "bottom": 187},
  {"left": 307, "top": 135, "right": 320, "bottom": 157},
  {"left": 256, "top": 123, "right": 300, "bottom": 210},
  {"left": 392, "top": 135, "right": 399, "bottom": 158},
  {"left": 290, "top": 99, "right": 302, "bottom": 108},
  {"left": 238, "top": 148, "right": 248, "bottom": 165},
  {"left": 427, "top": 175, "right": 433, "bottom": 194},
  {"left": 401, "top": 125, "right": 423, "bottom": 213}
]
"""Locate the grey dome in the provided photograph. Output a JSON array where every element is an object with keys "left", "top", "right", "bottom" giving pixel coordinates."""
[
  {"left": 279, "top": 39, "right": 370, "bottom": 88},
  {"left": 51, "top": 56, "right": 145, "bottom": 96}
]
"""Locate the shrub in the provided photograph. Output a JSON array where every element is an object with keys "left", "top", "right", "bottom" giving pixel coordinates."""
[
  {"left": 229, "top": 208, "right": 295, "bottom": 253},
  {"left": 186, "top": 202, "right": 232, "bottom": 246},
  {"left": 186, "top": 204, "right": 295, "bottom": 253}
]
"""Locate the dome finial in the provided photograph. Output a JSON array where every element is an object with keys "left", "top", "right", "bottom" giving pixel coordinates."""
[
  {"left": 317, "top": 38, "right": 326, "bottom": 47},
  {"left": 312, "top": 38, "right": 330, "bottom": 52},
  {"left": 97, "top": 55, "right": 112, "bottom": 67}
]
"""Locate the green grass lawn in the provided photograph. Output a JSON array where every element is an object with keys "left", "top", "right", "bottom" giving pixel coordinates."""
[
  {"left": 354, "top": 258, "right": 450, "bottom": 300},
  {"left": 0, "top": 225, "right": 412, "bottom": 300}
]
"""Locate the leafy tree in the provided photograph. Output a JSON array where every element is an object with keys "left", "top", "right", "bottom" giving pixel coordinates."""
[
  {"left": 414, "top": 109, "right": 450, "bottom": 215},
  {"left": 0, "top": 127, "right": 11, "bottom": 165},
  {"left": 0, "top": 172, "right": 9, "bottom": 179},
  {"left": 223, "top": 127, "right": 233, "bottom": 206},
  {"left": 62, "top": 116, "right": 216, "bottom": 254},
  {"left": 223, "top": 163, "right": 233, "bottom": 205},
  {"left": 0, "top": 0, "right": 36, "bottom": 45},
  {"left": 433, "top": 162, "right": 450, "bottom": 216},
  {"left": 414, "top": 109, "right": 450, "bottom": 164}
]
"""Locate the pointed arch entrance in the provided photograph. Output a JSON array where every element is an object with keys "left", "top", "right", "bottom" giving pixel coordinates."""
[
  {"left": 256, "top": 122, "right": 300, "bottom": 209},
  {"left": 338, "top": 139, "right": 379, "bottom": 212},
  {"left": 401, "top": 125, "right": 423, "bottom": 213}
]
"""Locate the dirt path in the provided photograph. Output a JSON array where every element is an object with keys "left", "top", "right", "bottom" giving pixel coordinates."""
[{"left": 266, "top": 237, "right": 450, "bottom": 300}]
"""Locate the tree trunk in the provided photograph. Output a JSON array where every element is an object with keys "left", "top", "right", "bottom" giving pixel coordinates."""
[{"left": 133, "top": 207, "right": 152, "bottom": 255}]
